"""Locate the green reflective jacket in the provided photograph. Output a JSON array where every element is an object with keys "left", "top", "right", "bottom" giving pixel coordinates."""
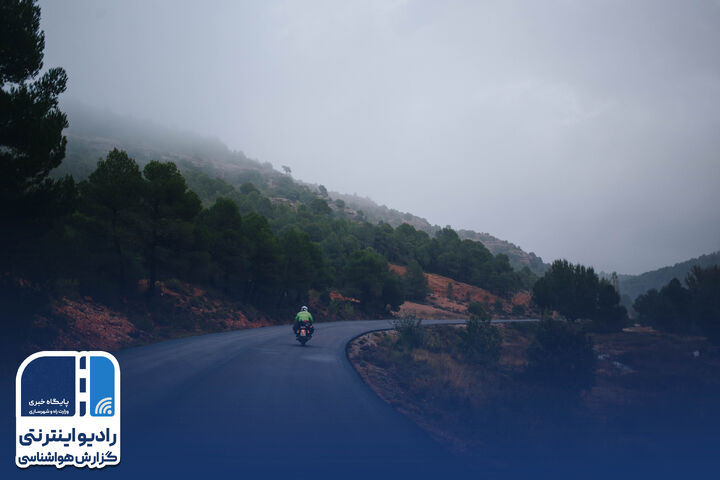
[{"left": 295, "top": 311, "right": 313, "bottom": 323}]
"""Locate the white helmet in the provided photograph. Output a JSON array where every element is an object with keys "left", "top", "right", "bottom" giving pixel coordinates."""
[{"left": 301, "top": 306, "right": 308, "bottom": 312}]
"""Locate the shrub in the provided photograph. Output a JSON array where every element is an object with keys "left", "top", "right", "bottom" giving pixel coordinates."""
[
  {"left": 404, "top": 259, "right": 430, "bottom": 301},
  {"left": 164, "top": 278, "right": 184, "bottom": 293},
  {"left": 634, "top": 279, "right": 691, "bottom": 333},
  {"left": 494, "top": 300, "right": 504, "bottom": 313},
  {"left": 53, "top": 278, "right": 80, "bottom": 300},
  {"left": 589, "top": 281, "right": 628, "bottom": 332},
  {"left": 526, "top": 319, "right": 596, "bottom": 392},
  {"left": 459, "top": 317, "right": 502, "bottom": 364},
  {"left": 588, "top": 305, "right": 627, "bottom": 333},
  {"left": 688, "top": 265, "right": 720, "bottom": 343},
  {"left": 129, "top": 314, "right": 154, "bottom": 332},
  {"left": 330, "top": 299, "right": 355, "bottom": 319},
  {"left": 393, "top": 315, "right": 425, "bottom": 349},
  {"left": 467, "top": 301, "right": 489, "bottom": 321}
]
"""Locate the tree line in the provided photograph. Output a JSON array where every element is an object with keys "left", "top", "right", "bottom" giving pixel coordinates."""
[
  {"left": 8, "top": 145, "right": 530, "bottom": 320},
  {"left": 67, "top": 149, "right": 529, "bottom": 313},
  {"left": 181, "top": 165, "right": 534, "bottom": 297},
  {"left": 532, "top": 258, "right": 720, "bottom": 345},
  {"left": 633, "top": 266, "right": 720, "bottom": 343},
  {"left": 532, "top": 259, "right": 628, "bottom": 332}
]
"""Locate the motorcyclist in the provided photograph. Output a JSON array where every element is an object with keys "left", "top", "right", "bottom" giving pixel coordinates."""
[{"left": 294, "top": 306, "right": 314, "bottom": 335}]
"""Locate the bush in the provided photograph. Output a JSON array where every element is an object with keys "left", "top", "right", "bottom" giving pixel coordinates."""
[
  {"left": 688, "top": 266, "right": 720, "bottom": 343},
  {"left": 53, "top": 278, "right": 80, "bottom": 300},
  {"left": 467, "top": 301, "right": 489, "bottom": 321},
  {"left": 318, "top": 290, "right": 331, "bottom": 306},
  {"left": 632, "top": 267, "right": 720, "bottom": 341},
  {"left": 588, "top": 305, "right": 627, "bottom": 333},
  {"left": 589, "top": 281, "right": 628, "bottom": 332},
  {"left": 129, "top": 314, "right": 154, "bottom": 332},
  {"left": 459, "top": 317, "right": 502, "bottom": 364},
  {"left": 340, "top": 303, "right": 355, "bottom": 318},
  {"left": 634, "top": 279, "right": 691, "bottom": 333},
  {"left": 330, "top": 299, "right": 355, "bottom": 319},
  {"left": 164, "top": 278, "right": 185, "bottom": 293},
  {"left": 393, "top": 315, "right": 425, "bottom": 349},
  {"left": 526, "top": 319, "right": 596, "bottom": 392},
  {"left": 404, "top": 259, "right": 430, "bottom": 301}
]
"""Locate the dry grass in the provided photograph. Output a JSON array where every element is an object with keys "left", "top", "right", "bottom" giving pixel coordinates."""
[
  {"left": 349, "top": 323, "right": 720, "bottom": 457},
  {"left": 349, "top": 324, "right": 532, "bottom": 451}
]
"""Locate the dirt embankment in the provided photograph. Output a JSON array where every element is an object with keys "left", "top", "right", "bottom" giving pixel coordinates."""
[
  {"left": 27, "top": 280, "right": 276, "bottom": 354},
  {"left": 390, "top": 264, "right": 536, "bottom": 319},
  {"left": 23, "top": 263, "right": 535, "bottom": 355},
  {"left": 24, "top": 279, "right": 370, "bottom": 355},
  {"left": 45, "top": 299, "right": 143, "bottom": 352}
]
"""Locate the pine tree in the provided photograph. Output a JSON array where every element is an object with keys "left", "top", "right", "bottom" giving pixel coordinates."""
[{"left": 1, "top": 0, "right": 76, "bottom": 274}]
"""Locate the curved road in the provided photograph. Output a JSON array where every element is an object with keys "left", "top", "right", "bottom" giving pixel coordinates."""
[
  {"left": 8, "top": 319, "right": 529, "bottom": 479},
  {"left": 116, "top": 319, "right": 464, "bottom": 478},
  {"left": 7, "top": 319, "right": 718, "bottom": 479}
]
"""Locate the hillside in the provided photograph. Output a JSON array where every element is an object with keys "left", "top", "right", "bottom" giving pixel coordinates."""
[
  {"left": 59, "top": 102, "right": 720, "bottom": 310},
  {"left": 57, "top": 101, "right": 548, "bottom": 276},
  {"left": 55, "top": 100, "right": 276, "bottom": 182},
  {"left": 389, "top": 264, "right": 536, "bottom": 320},
  {"left": 611, "top": 251, "right": 720, "bottom": 301},
  {"left": 457, "top": 229, "right": 548, "bottom": 275},
  {"left": 330, "top": 191, "right": 548, "bottom": 275}
]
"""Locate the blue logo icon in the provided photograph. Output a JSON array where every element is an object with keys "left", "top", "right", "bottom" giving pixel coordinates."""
[
  {"left": 90, "top": 356, "right": 115, "bottom": 417},
  {"left": 16, "top": 351, "right": 121, "bottom": 469}
]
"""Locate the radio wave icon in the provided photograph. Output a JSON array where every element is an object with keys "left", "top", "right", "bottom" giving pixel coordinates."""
[{"left": 94, "top": 397, "right": 113, "bottom": 416}]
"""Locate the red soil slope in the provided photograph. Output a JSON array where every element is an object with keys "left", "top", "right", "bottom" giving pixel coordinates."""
[{"left": 390, "top": 264, "right": 535, "bottom": 319}]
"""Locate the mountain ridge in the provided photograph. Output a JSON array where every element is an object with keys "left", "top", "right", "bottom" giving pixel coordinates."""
[{"left": 607, "top": 251, "right": 720, "bottom": 301}]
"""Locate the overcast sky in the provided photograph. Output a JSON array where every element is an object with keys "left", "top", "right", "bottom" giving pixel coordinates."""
[{"left": 38, "top": 0, "right": 720, "bottom": 274}]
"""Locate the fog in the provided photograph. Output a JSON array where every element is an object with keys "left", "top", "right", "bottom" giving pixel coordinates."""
[{"left": 38, "top": 0, "right": 720, "bottom": 274}]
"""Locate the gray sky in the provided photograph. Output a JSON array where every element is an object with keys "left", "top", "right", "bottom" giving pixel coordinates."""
[{"left": 38, "top": 0, "right": 720, "bottom": 274}]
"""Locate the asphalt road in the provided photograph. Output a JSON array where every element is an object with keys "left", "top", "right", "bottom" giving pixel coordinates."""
[
  {"left": 6, "top": 317, "right": 716, "bottom": 479},
  {"left": 5, "top": 319, "right": 517, "bottom": 479},
  {"left": 116, "top": 319, "right": 464, "bottom": 478}
]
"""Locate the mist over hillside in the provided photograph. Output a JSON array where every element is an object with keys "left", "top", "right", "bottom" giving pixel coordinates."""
[
  {"left": 330, "top": 192, "right": 548, "bottom": 274},
  {"left": 56, "top": 101, "right": 548, "bottom": 275},
  {"left": 58, "top": 102, "right": 720, "bottom": 287},
  {"left": 608, "top": 251, "right": 720, "bottom": 301},
  {"left": 55, "top": 100, "right": 264, "bottom": 180}
]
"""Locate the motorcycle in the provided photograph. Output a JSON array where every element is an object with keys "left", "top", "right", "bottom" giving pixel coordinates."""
[{"left": 295, "top": 320, "right": 314, "bottom": 346}]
